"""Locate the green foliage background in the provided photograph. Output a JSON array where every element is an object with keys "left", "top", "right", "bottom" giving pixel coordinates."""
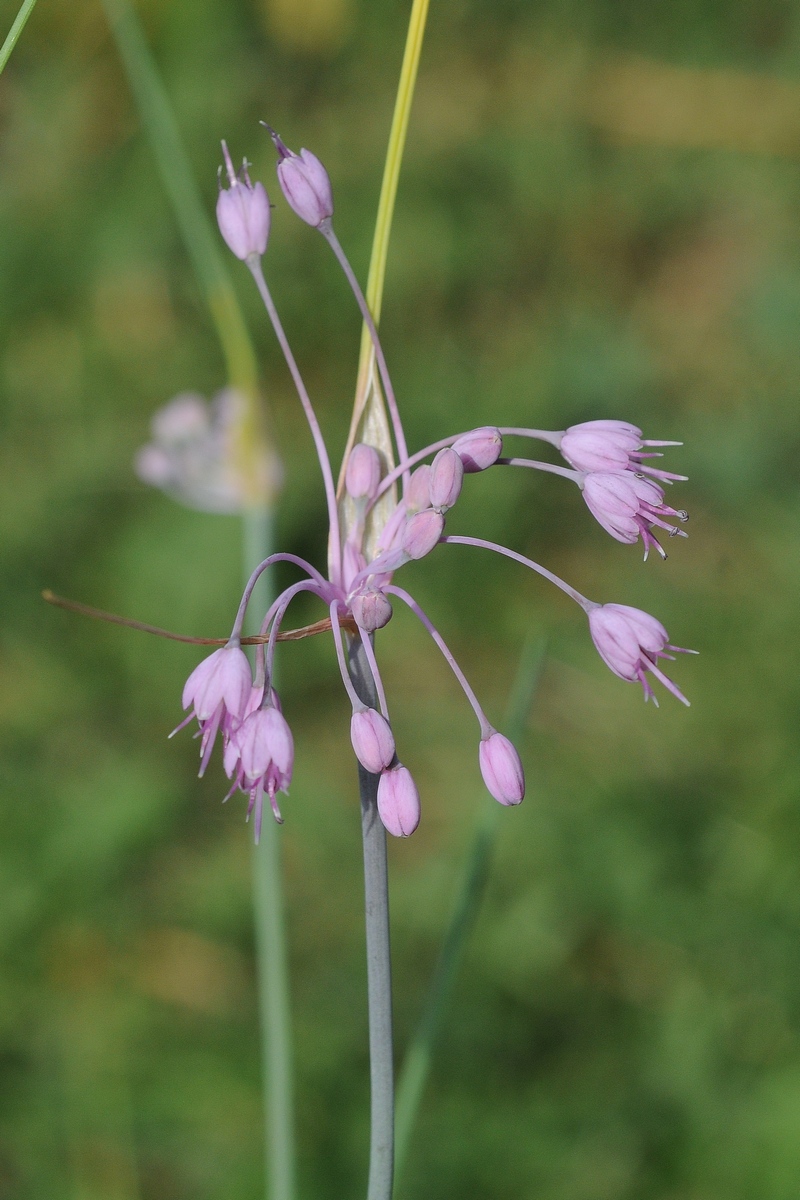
[{"left": 2, "top": 0, "right": 800, "bottom": 1196}]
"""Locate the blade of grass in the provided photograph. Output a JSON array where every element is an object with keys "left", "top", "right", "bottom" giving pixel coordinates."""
[
  {"left": 393, "top": 637, "right": 548, "bottom": 1188},
  {"left": 0, "top": 0, "right": 38, "bottom": 76},
  {"left": 338, "top": 0, "right": 430, "bottom": 489}
]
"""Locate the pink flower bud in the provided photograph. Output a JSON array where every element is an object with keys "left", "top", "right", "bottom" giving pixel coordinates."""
[
  {"left": 429, "top": 447, "right": 464, "bottom": 512},
  {"left": 216, "top": 142, "right": 271, "bottom": 261},
  {"left": 452, "top": 427, "right": 502, "bottom": 473},
  {"left": 351, "top": 588, "right": 393, "bottom": 631},
  {"left": 351, "top": 708, "right": 396, "bottom": 774},
  {"left": 267, "top": 127, "right": 333, "bottom": 227},
  {"left": 401, "top": 509, "right": 444, "bottom": 560},
  {"left": 345, "top": 443, "right": 382, "bottom": 501},
  {"left": 479, "top": 732, "right": 525, "bottom": 806},
  {"left": 377, "top": 764, "right": 421, "bottom": 837},
  {"left": 405, "top": 464, "right": 431, "bottom": 514}
]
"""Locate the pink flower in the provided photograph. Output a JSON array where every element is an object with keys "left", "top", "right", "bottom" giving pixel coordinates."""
[
  {"left": 225, "top": 704, "right": 295, "bottom": 839},
  {"left": 588, "top": 603, "right": 695, "bottom": 706},
  {"left": 560, "top": 420, "right": 686, "bottom": 483},
  {"left": 179, "top": 644, "right": 253, "bottom": 774},
  {"left": 479, "top": 731, "right": 525, "bottom": 806},
  {"left": 581, "top": 471, "right": 688, "bottom": 560},
  {"left": 216, "top": 142, "right": 271, "bottom": 261}
]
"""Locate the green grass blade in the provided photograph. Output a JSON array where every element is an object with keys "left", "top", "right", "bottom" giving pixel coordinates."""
[{"left": 0, "top": 0, "right": 39, "bottom": 75}]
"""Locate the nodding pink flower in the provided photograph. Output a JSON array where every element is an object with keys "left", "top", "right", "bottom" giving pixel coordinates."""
[
  {"left": 216, "top": 142, "right": 271, "bottom": 261},
  {"left": 452, "top": 427, "right": 503, "bottom": 472},
  {"left": 479, "top": 731, "right": 525, "bottom": 806},
  {"left": 581, "top": 470, "right": 688, "bottom": 560},
  {"left": 377, "top": 764, "right": 421, "bottom": 837},
  {"left": 179, "top": 644, "right": 253, "bottom": 774},
  {"left": 266, "top": 126, "right": 333, "bottom": 227},
  {"left": 588, "top": 603, "right": 695, "bottom": 706},
  {"left": 559, "top": 420, "right": 687, "bottom": 483},
  {"left": 226, "top": 703, "right": 295, "bottom": 839},
  {"left": 351, "top": 708, "right": 396, "bottom": 774}
]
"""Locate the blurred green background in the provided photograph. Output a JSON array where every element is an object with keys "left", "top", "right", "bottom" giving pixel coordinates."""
[{"left": 2, "top": 0, "right": 800, "bottom": 1196}]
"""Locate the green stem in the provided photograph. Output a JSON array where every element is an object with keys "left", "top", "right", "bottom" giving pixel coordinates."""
[
  {"left": 393, "top": 637, "right": 547, "bottom": 1188},
  {"left": 348, "top": 638, "right": 395, "bottom": 1200},
  {"left": 0, "top": 0, "right": 39, "bottom": 76},
  {"left": 244, "top": 510, "right": 296, "bottom": 1200}
]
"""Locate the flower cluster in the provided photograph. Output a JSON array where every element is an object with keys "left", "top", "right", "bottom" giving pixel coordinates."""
[{"left": 172, "top": 130, "right": 695, "bottom": 841}]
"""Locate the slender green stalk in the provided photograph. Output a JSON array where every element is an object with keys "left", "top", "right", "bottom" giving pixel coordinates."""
[
  {"left": 348, "top": 638, "right": 395, "bottom": 1200},
  {"left": 0, "top": 0, "right": 38, "bottom": 76},
  {"left": 393, "top": 638, "right": 547, "bottom": 1188},
  {"left": 244, "top": 510, "right": 297, "bottom": 1200}
]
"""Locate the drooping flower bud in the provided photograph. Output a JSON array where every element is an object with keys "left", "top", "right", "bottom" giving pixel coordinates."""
[
  {"left": 429, "top": 447, "right": 464, "bottom": 513},
  {"left": 452, "top": 427, "right": 503, "bottom": 473},
  {"left": 351, "top": 587, "right": 393, "bottom": 632},
  {"left": 345, "top": 443, "right": 382, "bottom": 501},
  {"left": 401, "top": 509, "right": 445, "bottom": 560},
  {"left": 216, "top": 142, "right": 271, "bottom": 261},
  {"left": 377, "top": 764, "right": 421, "bottom": 837},
  {"left": 405, "top": 464, "right": 432, "bottom": 514},
  {"left": 479, "top": 731, "right": 525, "bottom": 806},
  {"left": 351, "top": 708, "right": 396, "bottom": 774},
  {"left": 266, "top": 126, "right": 333, "bottom": 227}
]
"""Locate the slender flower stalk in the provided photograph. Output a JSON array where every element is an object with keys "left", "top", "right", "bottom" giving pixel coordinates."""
[{"left": 246, "top": 257, "right": 343, "bottom": 585}]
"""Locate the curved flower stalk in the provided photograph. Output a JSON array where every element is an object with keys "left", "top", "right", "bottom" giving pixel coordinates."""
[{"left": 171, "top": 133, "right": 696, "bottom": 844}]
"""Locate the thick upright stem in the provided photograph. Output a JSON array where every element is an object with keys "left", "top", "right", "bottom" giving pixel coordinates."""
[{"left": 348, "top": 638, "right": 395, "bottom": 1200}]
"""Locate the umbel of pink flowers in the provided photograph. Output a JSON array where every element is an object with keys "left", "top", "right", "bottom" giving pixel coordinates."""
[{"left": 175, "top": 133, "right": 695, "bottom": 842}]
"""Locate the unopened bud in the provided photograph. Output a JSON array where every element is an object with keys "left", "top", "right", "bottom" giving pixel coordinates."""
[
  {"left": 377, "top": 764, "right": 421, "bottom": 837},
  {"left": 479, "top": 731, "right": 525, "bottom": 806},
  {"left": 452, "top": 426, "right": 503, "bottom": 473},
  {"left": 351, "top": 708, "right": 396, "bottom": 774},
  {"left": 351, "top": 588, "right": 393, "bottom": 631},
  {"left": 266, "top": 126, "right": 333, "bottom": 227},
  {"left": 429, "top": 447, "right": 464, "bottom": 512},
  {"left": 216, "top": 142, "right": 271, "bottom": 261},
  {"left": 406, "top": 464, "right": 431, "bottom": 514},
  {"left": 346, "top": 443, "right": 382, "bottom": 501},
  {"left": 401, "top": 509, "right": 445, "bottom": 560}
]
